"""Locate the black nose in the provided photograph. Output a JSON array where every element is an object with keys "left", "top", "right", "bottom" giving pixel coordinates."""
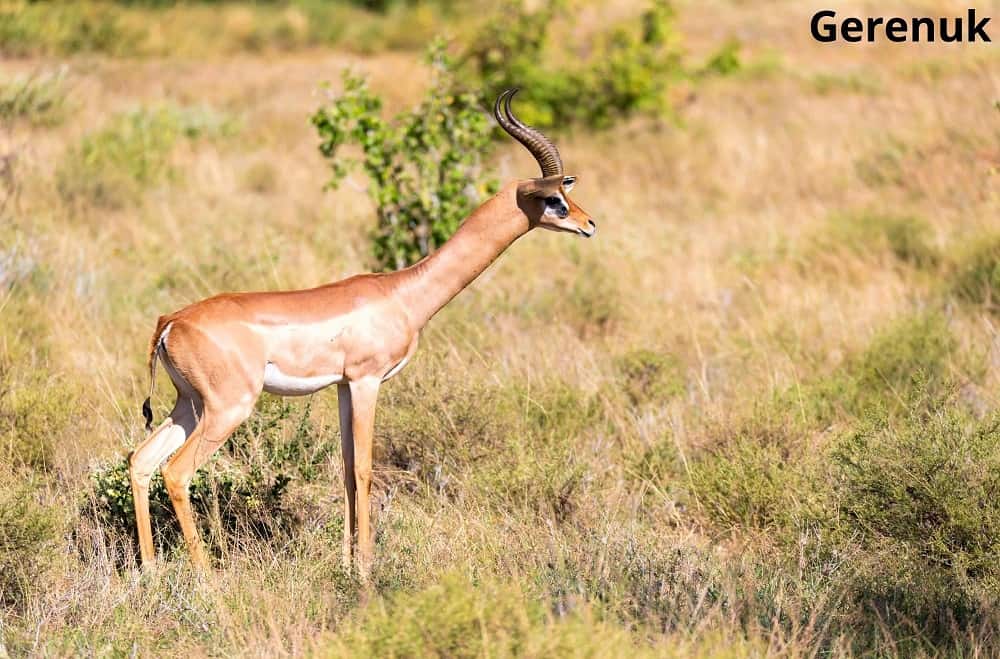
[{"left": 588, "top": 220, "right": 596, "bottom": 230}]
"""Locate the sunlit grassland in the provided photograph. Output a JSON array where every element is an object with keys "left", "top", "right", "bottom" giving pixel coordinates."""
[{"left": 2, "top": 0, "right": 1000, "bottom": 656}]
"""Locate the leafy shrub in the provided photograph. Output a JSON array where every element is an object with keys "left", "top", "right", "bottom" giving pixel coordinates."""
[
  {"left": 463, "top": 0, "right": 682, "bottom": 130},
  {"left": 89, "top": 396, "right": 332, "bottom": 559},
  {"left": 313, "top": 43, "right": 496, "bottom": 271},
  {"left": 688, "top": 429, "right": 825, "bottom": 533},
  {"left": 0, "top": 69, "right": 69, "bottom": 126},
  {"left": 58, "top": 104, "right": 236, "bottom": 209},
  {"left": 0, "top": 482, "right": 58, "bottom": 609},
  {"left": 950, "top": 233, "right": 1000, "bottom": 313},
  {"left": 91, "top": 457, "right": 295, "bottom": 560},
  {"left": 689, "top": 314, "right": 955, "bottom": 534},
  {"left": 833, "top": 398, "right": 1000, "bottom": 636}
]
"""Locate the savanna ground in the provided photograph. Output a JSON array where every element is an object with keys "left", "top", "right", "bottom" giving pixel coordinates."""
[{"left": 1, "top": 0, "right": 999, "bottom": 656}]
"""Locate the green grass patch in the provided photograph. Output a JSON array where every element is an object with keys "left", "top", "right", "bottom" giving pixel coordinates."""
[
  {"left": 791, "top": 312, "right": 955, "bottom": 426},
  {"left": 57, "top": 104, "right": 237, "bottom": 209},
  {"left": 615, "top": 348, "right": 685, "bottom": 407},
  {"left": 949, "top": 233, "right": 1000, "bottom": 314},
  {"left": 326, "top": 572, "right": 658, "bottom": 658},
  {"left": 0, "top": 2, "right": 142, "bottom": 56},
  {"left": 0, "top": 69, "right": 69, "bottom": 127},
  {"left": 807, "top": 71, "right": 882, "bottom": 96},
  {"left": 815, "top": 210, "right": 938, "bottom": 268},
  {"left": 0, "top": 1, "right": 464, "bottom": 57},
  {"left": 688, "top": 312, "right": 956, "bottom": 535},
  {"left": 379, "top": 365, "right": 602, "bottom": 519},
  {"left": 0, "top": 478, "right": 59, "bottom": 610}
]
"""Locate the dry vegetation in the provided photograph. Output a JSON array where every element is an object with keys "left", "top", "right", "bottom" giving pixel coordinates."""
[{"left": 2, "top": 0, "right": 1000, "bottom": 656}]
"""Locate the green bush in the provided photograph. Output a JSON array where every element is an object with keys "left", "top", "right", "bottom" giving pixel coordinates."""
[
  {"left": 833, "top": 399, "right": 1000, "bottom": 636},
  {"left": 0, "top": 69, "right": 69, "bottom": 127},
  {"left": 950, "top": 233, "right": 1000, "bottom": 313},
  {"left": 0, "top": 482, "right": 58, "bottom": 609},
  {"left": 58, "top": 104, "right": 236, "bottom": 209},
  {"left": 313, "top": 43, "right": 496, "bottom": 271},
  {"left": 686, "top": 416, "right": 831, "bottom": 535},
  {"left": 89, "top": 396, "right": 332, "bottom": 560},
  {"left": 689, "top": 313, "right": 955, "bottom": 535},
  {"left": 463, "top": 0, "right": 681, "bottom": 130}
]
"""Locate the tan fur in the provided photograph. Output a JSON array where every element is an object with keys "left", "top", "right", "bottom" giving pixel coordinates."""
[{"left": 131, "top": 178, "right": 595, "bottom": 580}]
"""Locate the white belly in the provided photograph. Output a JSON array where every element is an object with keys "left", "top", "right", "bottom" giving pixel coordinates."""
[{"left": 262, "top": 362, "right": 343, "bottom": 396}]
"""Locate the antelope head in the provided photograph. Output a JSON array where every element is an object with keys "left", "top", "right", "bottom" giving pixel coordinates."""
[{"left": 495, "top": 89, "right": 596, "bottom": 238}]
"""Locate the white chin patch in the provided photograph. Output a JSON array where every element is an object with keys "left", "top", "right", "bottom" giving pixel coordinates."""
[{"left": 263, "top": 362, "right": 343, "bottom": 396}]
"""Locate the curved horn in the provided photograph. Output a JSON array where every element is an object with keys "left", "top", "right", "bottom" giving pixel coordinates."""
[{"left": 493, "top": 88, "right": 563, "bottom": 177}]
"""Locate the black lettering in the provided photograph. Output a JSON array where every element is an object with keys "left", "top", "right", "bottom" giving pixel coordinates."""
[
  {"left": 941, "top": 16, "right": 962, "bottom": 42},
  {"left": 810, "top": 10, "right": 993, "bottom": 44},
  {"left": 969, "top": 9, "right": 992, "bottom": 42},
  {"left": 912, "top": 17, "right": 935, "bottom": 42},
  {"left": 842, "top": 17, "right": 863, "bottom": 42},
  {"left": 867, "top": 16, "right": 884, "bottom": 42},
  {"left": 811, "top": 10, "right": 838, "bottom": 42},
  {"left": 885, "top": 17, "right": 908, "bottom": 42}
]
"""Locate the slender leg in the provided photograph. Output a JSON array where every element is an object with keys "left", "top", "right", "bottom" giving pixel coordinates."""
[
  {"left": 160, "top": 401, "right": 253, "bottom": 569},
  {"left": 128, "top": 396, "right": 198, "bottom": 567},
  {"left": 337, "top": 383, "right": 356, "bottom": 570},
  {"left": 349, "top": 378, "right": 380, "bottom": 580}
]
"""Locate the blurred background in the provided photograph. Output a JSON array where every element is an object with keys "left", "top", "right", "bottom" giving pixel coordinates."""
[{"left": 1, "top": 0, "right": 998, "bottom": 655}]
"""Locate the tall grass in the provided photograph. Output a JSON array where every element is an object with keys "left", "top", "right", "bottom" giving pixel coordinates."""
[
  {"left": 2, "top": 1, "right": 999, "bottom": 656},
  {"left": 0, "top": 69, "right": 69, "bottom": 127}
]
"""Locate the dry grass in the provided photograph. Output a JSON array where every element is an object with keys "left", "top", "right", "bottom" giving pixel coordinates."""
[{"left": 2, "top": 0, "right": 1000, "bottom": 656}]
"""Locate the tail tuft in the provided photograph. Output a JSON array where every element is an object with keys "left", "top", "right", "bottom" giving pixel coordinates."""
[{"left": 142, "top": 397, "right": 153, "bottom": 431}]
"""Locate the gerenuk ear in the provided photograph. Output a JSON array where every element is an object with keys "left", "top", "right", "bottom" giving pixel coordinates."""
[
  {"left": 518, "top": 175, "right": 563, "bottom": 198},
  {"left": 562, "top": 176, "right": 576, "bottom": 193}
]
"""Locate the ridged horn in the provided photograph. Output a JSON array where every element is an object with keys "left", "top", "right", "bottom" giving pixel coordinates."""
[{"left": 493, "top": 88, "right": 563, "bottom": 177}]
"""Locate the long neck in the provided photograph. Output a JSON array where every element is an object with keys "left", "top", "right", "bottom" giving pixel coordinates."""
[{"left": 391, "top": 183, "right": 529, "bottom": 329}]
